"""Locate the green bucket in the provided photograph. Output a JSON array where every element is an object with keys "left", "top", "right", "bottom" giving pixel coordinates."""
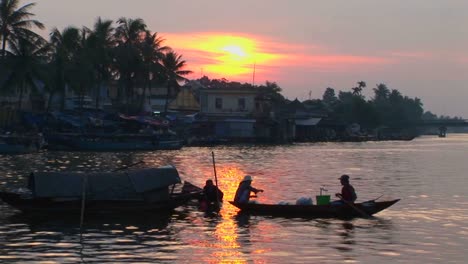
[{"left": 316, "top": 195, "right": 331, "bottom": 205}]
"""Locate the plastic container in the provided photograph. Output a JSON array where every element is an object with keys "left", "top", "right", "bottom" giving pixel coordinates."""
[{"left": 316, "top": 195, "right": 331, "bottom": 205}]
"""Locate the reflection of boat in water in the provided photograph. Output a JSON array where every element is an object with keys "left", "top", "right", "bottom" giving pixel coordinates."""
[
  {"left": 0, "top": 166, "right": 202, "bottom": 214},
  {"left": 229, "top": 199, "right": 400, "bottom": 218},
  {"left": 0, "top": 134, "right": 44, "bottom": 154},
  {"left": 6, "top": 209, "right": 176, "bottom": 233},
  {"left": 45, "top": 132, "right": 184, "bottom": 151}
]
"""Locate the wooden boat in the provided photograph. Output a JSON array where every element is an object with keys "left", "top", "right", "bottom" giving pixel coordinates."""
[
  {"left": 45, "top": 132, "right": 183, "bottom": 151},
  {"left": 0, "top": 166, "right": 202, "bottom": 214},
  {"left": 0, "top": 134, "right": 44, "bottom": 154},
  {"left": 229, "top": 199, "right": 400, "bottom": 218}
]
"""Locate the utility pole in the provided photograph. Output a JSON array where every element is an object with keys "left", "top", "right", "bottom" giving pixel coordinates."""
[{"left": 252, "top": 62, "right": 256, "bottom": 86}]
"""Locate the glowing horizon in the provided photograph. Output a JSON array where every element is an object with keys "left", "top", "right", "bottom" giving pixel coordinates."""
[
  {"left": 162, "top": 32, "right": 394, "bottom": 84},
  {"left": 162, "top": 33, "right": 283, "bottom": 80}
]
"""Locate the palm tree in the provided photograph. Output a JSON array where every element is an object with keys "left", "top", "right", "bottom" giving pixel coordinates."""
[
  {"left": 87, "top": 17, "right": 115, "bottom": 109},
  {"left": 48, "top": 26, "right": 81, "bottom": 110},
  {"left": 372, "top": 83, "right": 390, "bottom": 102},
  {"left": 114, "top": 17, "right": 146, "bottom": 109},
  {"left": 352, "top": 81, "right": 366, "bottom": 96},
  {"left": 2, "top": 34, "right": 49, "bottom": 111},
  {"left": 69, "top": 27, "right": 94, "bottom": 110},
  {"left": 139, "top": 30, "right": 169, "bottom": 110},
  {"left": 115, "top": 17, "right": 146, "bottom": 44},
  {"left": 0, "top": 0, "right": 44, "bottom": 59},
  {"left": 161, "top": 50, "right": 192, "bottom": 114}
]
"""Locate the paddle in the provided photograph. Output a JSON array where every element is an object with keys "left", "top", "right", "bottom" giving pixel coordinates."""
[
  {"left": 336, "top": 194, "right": 372, "bottom": 218},
  {"left": 112, "top": 160, "right": 144, "bottom": 172},
  {"left": 211, "top": 151, "right": 221, "bottom": 208}
]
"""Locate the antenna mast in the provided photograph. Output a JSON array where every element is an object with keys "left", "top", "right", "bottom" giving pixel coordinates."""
[{"left": 252, "top": 62, "right": 256, "bottom": 86}]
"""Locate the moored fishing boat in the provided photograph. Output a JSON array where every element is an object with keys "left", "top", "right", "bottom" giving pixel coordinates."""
[
  {"left": 229, "top": 199, "right": 400, "bottom": 218},
  {"left": 0, "top": 165, "right": 202, "bottom": 214},
  {"left": 0, "top": 134, "right": 45, "bottom": 154},
  {"left": 45, "top": 132, "right": 183, "bottom": 151}
]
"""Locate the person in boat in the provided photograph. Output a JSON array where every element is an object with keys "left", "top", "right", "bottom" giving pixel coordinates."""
[
  {"left": 202, "top": 179, "right": 224, "bottom": 203},
  {"left": 335, "top": 174, "right": 357, "bottom": 203},
  {"left": 234, "top": 175, "right": 263, "bottom": 203}
]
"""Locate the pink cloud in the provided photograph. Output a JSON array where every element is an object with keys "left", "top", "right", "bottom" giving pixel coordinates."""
[
  {"left": 389, "top": 51, "right": 434, "bottom": 59},
  {"left": 160, "top": 32, "right": 394, "bottom": 81}
]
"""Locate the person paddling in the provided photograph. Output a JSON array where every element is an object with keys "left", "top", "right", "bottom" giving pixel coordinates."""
[
  {"left": 202, "top": 179, "right": 224, "bottom": 204},
  {"left": 234, "top": 175, "right": 263, "bottom": 203},
  {"left": 335, "top": 174, "right": 357, "bottom": 203}
]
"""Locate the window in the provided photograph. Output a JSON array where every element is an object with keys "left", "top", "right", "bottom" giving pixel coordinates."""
[
  {"left": 215, "top": 98, "right": 223, "bottom": 109},
  {"left": 238, "top": 98, "right": 246, "bottom": 110}
]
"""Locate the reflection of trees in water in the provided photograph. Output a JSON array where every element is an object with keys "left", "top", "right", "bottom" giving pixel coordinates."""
[{"left": 2, "top": 211, "right": 188, "bottom": 263}]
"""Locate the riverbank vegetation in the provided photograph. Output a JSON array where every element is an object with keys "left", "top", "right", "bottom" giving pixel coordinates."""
[
  {"left": 0, "top": 0, "right": 463, "bottom": 132},
  {"left": 1, "top": 0, "right": 192, "bottom": 114}
]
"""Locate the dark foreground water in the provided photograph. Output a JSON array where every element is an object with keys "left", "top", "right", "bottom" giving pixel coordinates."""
[{"left": 1, "top": 135, "right": 467, "bottom": 263}]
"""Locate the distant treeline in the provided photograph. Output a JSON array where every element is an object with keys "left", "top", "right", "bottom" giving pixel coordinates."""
[
  {"left": 196, "top": 76, "right": 441, "bottom": 129},
  {"left": 0, "top": 0, "right": 463, "bottom": 126}
]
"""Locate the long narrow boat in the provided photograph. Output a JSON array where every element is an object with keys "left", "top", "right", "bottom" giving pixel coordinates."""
[
  {"left": 45, "top": 132, "right": 184, "bottom": 151},
  {"left": 229, "top": 199, "right": 400, "bottom": 218},
  {"left": 0, "top": 166, "right": 202, "bottom": 214},
  {"left": 0, "top": 134, "right": 44, "bottom": 154}
]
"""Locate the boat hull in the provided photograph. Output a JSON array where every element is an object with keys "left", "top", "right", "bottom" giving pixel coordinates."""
[
  {"left": 0, "top": 143, "right": 39, "bottom": 154},
  {"left": 0, "top": 191, "right": 199, "bottom": 214},
  {"left": 229, "top": 199, "right": 400, "bottom": 218},
  {"left": 46, "top": 133, "right": 183, "bottom": 151}
]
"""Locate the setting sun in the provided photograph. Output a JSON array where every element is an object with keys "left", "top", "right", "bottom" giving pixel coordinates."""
[
  {"left": 222, "top": 45, "right": 247, "bottom": 57},
  {"left": 163, "top": 33, "right": 282, "bottom": 79}
]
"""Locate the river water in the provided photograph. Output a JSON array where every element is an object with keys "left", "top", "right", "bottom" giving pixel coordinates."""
[{"left": 0, "top": 135, "right": 467, "bottom": 263}]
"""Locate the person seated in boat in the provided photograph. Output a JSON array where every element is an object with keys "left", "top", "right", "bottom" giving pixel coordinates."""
[
  {"left": 140, "top": 125, "right": 156, "bottom": 135},
  {"left": 234, "top": 175, "right": 264, "bottom": 203},
  {"left": 202, "top": 179, "right": 224, "bottom": 203},
  {"left": 27, "top": 172, "right": 36, "bottom": 196},
  {"left": 334, "top": 174, "right": 357, "bottom": 203}
]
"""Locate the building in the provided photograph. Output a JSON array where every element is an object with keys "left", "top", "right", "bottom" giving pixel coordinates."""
[{"left": 194, "top": 87, "right": 261, "bottom": 141}]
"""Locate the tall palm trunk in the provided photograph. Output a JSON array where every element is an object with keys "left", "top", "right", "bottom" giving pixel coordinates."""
[
  {"left": 95, "top": 82, "right": 101, "bottom": 109},
  {"left": 1, "top": 37, "right": 7, "bottom": 59},
  {"left": 140, "top": 67, "right": 151, "bottom": 111},
  {"left": 140, "top": 81, "right": 148, "bottom": 111},
  {"left": 164, "top": 84, "right": 170, "bottom": 114},
  {"left": 46, "top": 90, "right": 55, "bottom": 113},
  {"left": 17, "top": 81, "right": 25, "bottom": 111}
]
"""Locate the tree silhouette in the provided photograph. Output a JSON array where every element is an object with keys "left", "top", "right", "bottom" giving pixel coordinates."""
[{"left": 0, "top": 0, "right": 44, "bottom": 59}]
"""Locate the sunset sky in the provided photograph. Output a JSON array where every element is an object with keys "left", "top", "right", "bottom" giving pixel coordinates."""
[{"left": 33, "top": 0, "right": 468, "bottom": 117}]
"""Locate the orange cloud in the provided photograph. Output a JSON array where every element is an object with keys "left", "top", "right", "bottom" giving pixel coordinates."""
[
  {"left": 161, "top": 32, "right": 392, "bottom": 81},
  {"left": 162, "top": 32, "right": 283, "bottom": 78}
]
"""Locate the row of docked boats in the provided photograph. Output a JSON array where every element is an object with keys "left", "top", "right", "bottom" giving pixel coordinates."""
[
  {"left": 0, "top": 110, "right": 186, "bottom": 154},
  {"left": 0, "top": 132, "right": 184, "bottom": 154},
  {"left": 45, "top": 132, "right": 184, "bottom": 151},
  {"left": 0, "top": 134, "right": 46, "bottom": 154}
]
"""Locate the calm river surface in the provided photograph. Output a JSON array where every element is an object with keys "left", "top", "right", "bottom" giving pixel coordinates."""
[{"left": 1, "top": 135, "right": 467, "bottom": 263}]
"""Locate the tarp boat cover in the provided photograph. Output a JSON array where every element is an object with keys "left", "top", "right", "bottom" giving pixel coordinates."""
[{"left": 31, "top": 166, "right": 181, "bottom": 201}]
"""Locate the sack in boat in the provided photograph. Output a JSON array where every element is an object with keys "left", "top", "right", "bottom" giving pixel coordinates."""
[
  {"left": 278, "top": 201, "right": 290, "bottom": 205},
  {"left": 296, "top": 197, "right": 313, "bottom": 205}
]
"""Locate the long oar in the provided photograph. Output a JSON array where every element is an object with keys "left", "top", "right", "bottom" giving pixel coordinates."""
[
  {"left": 337, "top": 194, "right": 371, "bottom": 218},
  {"left": 112, "top": 160, "right": 144, "bottom": 172},
  {"left": 79, "top": 175, "right": 88, "bottom": 239},
  {"left": 362, "top": 194, "right": 384, "bottom": 204},
  {"left": 211, "top": 151, "right": 220, "bottom": 208}
]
